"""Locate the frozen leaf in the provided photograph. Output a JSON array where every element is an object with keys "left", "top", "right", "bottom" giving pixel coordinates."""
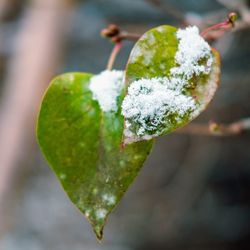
[{"left": 123, "top": 25, "right": 220, "bottom": 143}]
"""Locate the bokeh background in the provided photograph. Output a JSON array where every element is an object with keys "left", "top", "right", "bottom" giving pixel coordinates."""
[{"left": 0, "top": 0, "right": 250, "bottom": 249}]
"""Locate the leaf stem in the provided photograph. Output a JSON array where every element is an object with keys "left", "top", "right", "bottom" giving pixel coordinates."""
[
  {"left": 101, "top": 24, "right": 141, "bottom": 70},
  {"left": 106, "top": 42, "right": 123, "bottom": 71},
  {"left": 201, "top": 12, "right": 238, "bottom": 39}
]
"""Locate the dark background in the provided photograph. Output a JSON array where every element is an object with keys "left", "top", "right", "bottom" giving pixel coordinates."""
[{"left": 0, "top": 0, "right": 250, "bottom": 249}]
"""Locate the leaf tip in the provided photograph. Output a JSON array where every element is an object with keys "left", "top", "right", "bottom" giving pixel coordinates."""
[
  {"left": 86, "top": 210, "right": 108, "bottom": 241},
  {"left": 94, "top": 226, "right": 104, "bottom": 241}
]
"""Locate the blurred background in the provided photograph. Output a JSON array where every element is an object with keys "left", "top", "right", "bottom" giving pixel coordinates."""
[{"left": 0, "top": 0, "right": 250, "bottom": 249}]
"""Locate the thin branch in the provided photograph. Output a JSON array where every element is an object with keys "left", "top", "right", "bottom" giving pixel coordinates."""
[
  {"left": 101, "top": 11, "right": 238, "bottom": 47},
  {"left": 120, "top": 31, "right": 141, "bottom": 41},
  {"left": 201, "top": 12, "right": 237, "bottom": 40},
  {"left": 101, "top": 24, "right": 140, "bottom": 70},
  {"left": 176, "top": 118, "right": 250, "bottom": 136},
  {"left": 101, "top": 24, "right": 141, "bottom": 43},
  {"left": 188, "top": 1, "right": 250, "bottom": 33},
  {"left": 106, "top": 42, "right": 123, "bottom": 70}
]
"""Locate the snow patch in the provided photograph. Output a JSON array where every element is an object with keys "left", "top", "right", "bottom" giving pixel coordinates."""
[
  {"left": 122, "top": 78, "right": 196, "bottom": 137},
  {"left": 89, "top": 70, "right": 124, "bottom": 112},
  {"left": 171, "top": 26, "right": 212, "bottom": 79}
]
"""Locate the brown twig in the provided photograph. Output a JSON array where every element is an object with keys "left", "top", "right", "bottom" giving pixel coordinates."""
[
  {"left": 119, "top": 31, "right": 142, "bottom": 41},
  {"left": 101, "top": 24, "right": 141, "bottom": 70},
  {"left": 101, "top": 24, "right": 141, "bottom": 43},
  {"left": 102, "top": 13, "right": 238, "bottom": 71},
  {"left": 102, "top": 11, "right": 238, "bottom": 47},
  {"left": 176, "top": 118, "right": 250, "bottom": 136}
]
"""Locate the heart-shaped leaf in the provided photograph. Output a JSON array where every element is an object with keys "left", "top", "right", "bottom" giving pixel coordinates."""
[
  {"left": 122, "top": 25, "right": 220, "bottom": 143},
  {"left": 37, "top": 72, "right": 153, "bottom": 240}
]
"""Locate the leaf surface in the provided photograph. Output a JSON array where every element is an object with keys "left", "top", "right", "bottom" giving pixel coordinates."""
[
  {"left": 124, "top": 25, "right": 220, "bottom": 142},
  {"left": 37, "top": 73, "right": 153, "bottom": 239}
]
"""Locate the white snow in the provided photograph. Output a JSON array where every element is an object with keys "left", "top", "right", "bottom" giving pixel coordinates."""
[
  {"left": 89, "top": 70, "right": 124, "bottom": 112},
  {"left": 122, "top": 78, "right": 196, "bottom": 136},
  {"left": 122, "top": 26, "right": 213, "bottom": 141},
  {"left": 171, "top": 26, "right": 213, "bottom": 79}
]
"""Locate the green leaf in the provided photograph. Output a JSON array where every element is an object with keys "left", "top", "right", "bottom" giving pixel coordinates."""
[
  {"left": 124, "top": 25, "right": 220, "bottom": 142},
  {"left": 37, "top": 73, "right": 153, "bottom": 240},
  {"left": 126, "top": 25, "right": 179, "bottom": 82}
]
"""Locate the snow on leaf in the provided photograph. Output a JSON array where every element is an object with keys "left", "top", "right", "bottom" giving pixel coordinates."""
[
  {"left": 123, "top": 25, "right": 220, "bottom": 143},
  {"left": 170, "top": 26, "right": 213, "bottom": 80},
  {"left": 122, "top": 77, "right": 196, "bottom": 141},
  {"left": 89, "top": 70, "right": 124, "bottom": 112}
]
